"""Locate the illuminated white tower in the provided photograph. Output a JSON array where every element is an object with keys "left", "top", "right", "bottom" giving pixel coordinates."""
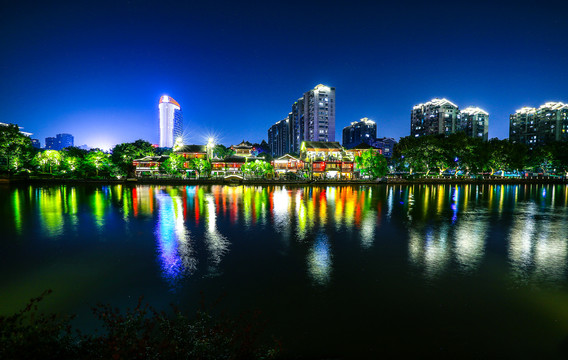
[{"left": 159, "top": 95, "right": 183, "bottom": 148}]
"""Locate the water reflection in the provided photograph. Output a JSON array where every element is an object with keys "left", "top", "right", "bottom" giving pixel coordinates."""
[
  {"left": 308, "top": 232, "right": 332, "bottom": 285},
  {"left": 204, "top": 194, "right": 228, "bottom": 274},
  {"left": 155, "top": 189, "right": 195, "bottom": 285},
  {"left": 508, "top": 202, "right": 568, "bottom": 285},
  {"left": 5, "top": 183, "right": 568, "bottom": 288}
]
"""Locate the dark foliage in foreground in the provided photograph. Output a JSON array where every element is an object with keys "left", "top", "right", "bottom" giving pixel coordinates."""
[{"left": 0, "top": 290, "right": 281, "bottom": 360}]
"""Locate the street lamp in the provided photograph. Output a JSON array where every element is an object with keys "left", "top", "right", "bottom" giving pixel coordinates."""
[{"left": 207, "top": 137, "right": 214, "bottom": 160}]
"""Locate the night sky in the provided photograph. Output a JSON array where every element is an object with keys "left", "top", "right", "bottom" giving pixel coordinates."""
[{"left": 1, "top": 0, "right": 567, "bottom": 149}]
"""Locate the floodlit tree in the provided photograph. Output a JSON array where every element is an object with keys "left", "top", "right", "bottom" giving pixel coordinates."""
[
  {"left": 0, "top": 124, "right": 33, "bottom": 173},
  {"left": 190, "top": 158, "right": 212, "bottom": 178},
  {"left": 111, "top": 140, "right": 155, "bottom": 176},
  {"left": 85, "top": 150, "right": 111, "bottom": 177},
  {"left": 160, "top": 154, "right": 185, "bottom": 176},
  {"left": 32, "top": 150, "right": 62, "bottom": 174},
  {"left": 213, "top": 144, "right": 234, "bottom": 159},
  {"left": 355, "top": 149, "right": 388, "bottom": 179}
]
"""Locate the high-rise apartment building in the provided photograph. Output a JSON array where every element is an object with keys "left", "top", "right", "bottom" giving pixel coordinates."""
[
  {"left": 411, "top": 98, "right": 460, "bottom": 137},
  {"left": 411, "top": 98, "right": 489, "bottom": 140},
  {"left": 31, "top": 139, "right": 41, "bottom": 149},
  {"left": 304, "top": 84, "right": 335, "bottom": 142},
  {"left": 342, "top": 117, "right": 377, "bottom": 149},
  {"left": 290, "top": 98, "right": 304, "bottom": 153},
  {"left": 159, "top": 95, "right": 183, "bottom": 148},
  {"left": 460, "top": 107, "right": 489, "bottom": 141},
  {"left": 267, "top": 84, "right": 335, "bottom": 156},
  {"left": 268, "top": 118, "right": 291, "bottom": 157},
  {"left": 509, "top": 102, "right": 568, "bottom": 148}
]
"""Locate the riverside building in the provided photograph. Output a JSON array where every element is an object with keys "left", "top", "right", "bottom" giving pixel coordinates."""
[
  {"left": 410, "top": 98, "right": 489, "bottom": 140},
  {"left": 342, "top": 117, "right": 377, "bottom": 149},
  {"left": 509, "top": 102, "right": 568, "bottom": 148},
  {"left": 159, "top": 95, "right": 183, "bottom": 148}
]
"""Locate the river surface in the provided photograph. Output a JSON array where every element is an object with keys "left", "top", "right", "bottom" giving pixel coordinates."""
[{"left": 1, "top": 184, "right": 568, "bottom": 358}]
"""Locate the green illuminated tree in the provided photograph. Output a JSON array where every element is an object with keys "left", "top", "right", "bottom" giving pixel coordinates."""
[
  {"left": 111, "top": 140, "right": 155, "bottom": 176},
  {"left": 160, "top": 154, "right": 185, "bottom": 176},
  {"left": 213, "top": 144, "right": 234, "bottom": 159},
  {"left": 190, "top": 158, "right": 212, "bottom": 178},
  {"left": 85, "top": 150, "right": 111, "bottom": 177},
  {"left": 355, "top": 149, "right": 388, "bottom": 179},
  {"left": 0, "top": 124, "right": 34, "bottom": 173},
  {"left": 32, "top": 150, "right": 62, "bottom": 174}
]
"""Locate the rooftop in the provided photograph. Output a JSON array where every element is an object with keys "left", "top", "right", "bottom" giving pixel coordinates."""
[
  {"left": 461, "top": 107, "right": 489, "bottom": 116},
  {"left": 159, "top": 95, "right": 181, "bottom": 108},
  {"left": 413, "top": 98, "right": 458, "bottom": 110},
  {"left": 301, "top": 141, "right": 343, "bottom": 151}
]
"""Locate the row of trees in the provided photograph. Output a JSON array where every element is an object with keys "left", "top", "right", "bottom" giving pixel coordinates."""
[
  {"left": 0, "top": 124, "right": 273, "bottom": 179},
  {"left": 393, "top": 134, "right": 568, "bottom": 177}
]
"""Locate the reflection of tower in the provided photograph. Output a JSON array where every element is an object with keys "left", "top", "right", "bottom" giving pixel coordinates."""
[{"left": 159, "top": 95, "right": 183, "bottom": 148}]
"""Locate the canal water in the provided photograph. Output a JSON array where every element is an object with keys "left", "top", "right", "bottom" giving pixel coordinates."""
[{"left": 1, "top": 184, "right": 568, "bottom": 358}]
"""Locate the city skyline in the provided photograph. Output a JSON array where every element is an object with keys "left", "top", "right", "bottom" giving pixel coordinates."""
[{"left": 1, "top": 1, "right": 567, "bottom": 149}]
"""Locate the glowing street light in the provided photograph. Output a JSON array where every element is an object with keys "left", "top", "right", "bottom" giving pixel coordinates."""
[{"left": 207, "top": 137, "right": 214, "bottom": 159}]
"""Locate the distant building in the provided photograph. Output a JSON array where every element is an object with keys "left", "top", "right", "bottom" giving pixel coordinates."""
[
  {"left": 45, "top": 137, "right": 57, "bottom": 150},
  {"left": 410, "top": 98, "right": 489, "bottom": 140},
  {"left": 77, "top": 144, "right": 90, "bottom": 150},
  {"left": 460, "top": 107, "right": 489, "bottom": 141},
  {"left": 31, "top": 139, "right": 41, "bottom": 149},
  {"left": 371, "top": 137, "right": 397, "bottom": 159},
  {"left": 56, "top": 133, "right": 74, "bottom": 149},
  {"left": 411, "top": 98, "right": 460, "bottom": 137},
  {"left": 509, "top": 102, "right": 568, "bottom": 148},
  {"left": 303, "top": 84, "right": 336, "bottom": 142},
  {"left": 342, "top": 117, "right": 377, "bottom": 149},
  {"left": 290, "top": 99, "right": 304, "bottom": 153},
  {"left": 159, "top": 95, "right": 183, "bottom": 148},
  {"left": 268, "top": 84, "right": 336, "bottom": 156},
  {"left": 268, "top": 118, "right": 291, "bottom": 157},
  {"left": 45, "top": 133, "right": 74, "bottom": 150}
]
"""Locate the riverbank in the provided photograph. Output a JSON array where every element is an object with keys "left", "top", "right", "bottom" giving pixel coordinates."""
[{"left": 2, "top": 175, "right": 567, "bottom": 186}]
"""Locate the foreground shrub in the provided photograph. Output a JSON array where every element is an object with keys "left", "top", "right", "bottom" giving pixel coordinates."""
[{"left": 0, "top": 290, "right": 281, "bottom": 360}]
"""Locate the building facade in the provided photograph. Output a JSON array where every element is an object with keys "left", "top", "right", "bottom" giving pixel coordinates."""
[
  {"left": 509, "top": 102, "right": 568, "bottom": 148},
  {"left": 411, "top": 98, "right": 460, "bottom": 137},
  {"left": 371, "top": 137, "right": 397, "bottom": 159},
  {"left": 159, "top": 95, "right": 183, "bottom": 148},
  {"left": 31, "top": 139, "right": 41, "bottom": 149},
  {"left": 45, "top": 137, "right": 57, "bottom": 150},
  {"left": 45, "top": 133, "right": 74, "bottom": 150},
  {"left": 268, "top": 84, "right": 335, "bottom": 156},
  {"left": 460, "top": 107, "right": 489, "bottom": 141},
  {"left": 411, "top": 98, "right": 489, "bottom": 140},
  {"left": 290, "top": 98, "right": 304, "bottom": 153},
  {"left": 268, "top": 118, "right": 291, "bottom": 157},
  {"left": 303, "top": 84, "right": 335, "bottom": 142},
  {"left": 56, "top": 133, "right": 74, "bottom": 149},
  {"left": 342, "top": 117, "right": 377, "bottom": 149}
]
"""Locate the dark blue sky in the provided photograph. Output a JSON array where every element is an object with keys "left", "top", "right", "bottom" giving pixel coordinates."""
[{"left": 1, "top": 0, "right": 567, "bottom": 149}]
